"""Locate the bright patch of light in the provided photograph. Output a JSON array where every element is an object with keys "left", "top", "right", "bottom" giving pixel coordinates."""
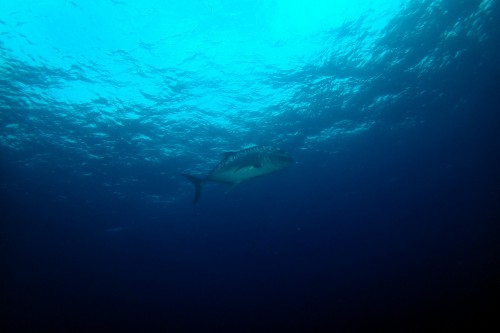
[
  {"left": 0, "top": 0, "right": 405, "bottom": 70},
  {"left": 269, "top": 0, "right": 404, "bottom": 38},
  {"left": 0, "top": 0, "right": 406, "bottom": 112}
]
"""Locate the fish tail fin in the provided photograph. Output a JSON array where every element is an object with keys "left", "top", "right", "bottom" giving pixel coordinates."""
[{"left": 182, "top": 174, "right": 203, "bottom": 204}]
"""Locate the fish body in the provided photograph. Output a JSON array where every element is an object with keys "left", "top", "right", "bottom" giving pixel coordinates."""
[{"left": 182, "top": 146, "right": 293, "bottom": 203}]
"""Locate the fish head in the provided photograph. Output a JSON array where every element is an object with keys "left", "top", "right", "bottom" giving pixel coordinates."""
[{"left": 268, "top": 147, "right": 294, "bottom": 169}]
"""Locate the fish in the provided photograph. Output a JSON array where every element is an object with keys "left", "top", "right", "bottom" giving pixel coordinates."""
[{"left": 182, "top": 146, "right": 293, "bottom": 203}]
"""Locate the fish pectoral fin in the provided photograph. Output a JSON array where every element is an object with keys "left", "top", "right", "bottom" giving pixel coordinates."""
[
  {"left": 233, "top": 162, "right": 262, "bottom": 173},
  {"left": 233, "top": 165, "right": 249, "bottom": 173},
  {"left": 253, "top": 162, "right": 262, "bottom": 168}
]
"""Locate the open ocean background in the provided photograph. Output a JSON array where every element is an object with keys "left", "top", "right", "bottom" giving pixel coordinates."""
[{"left": 1, "top": 0, "right": 499, "bottom": 332}]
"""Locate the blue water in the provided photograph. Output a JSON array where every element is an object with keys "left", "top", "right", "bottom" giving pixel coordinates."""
[{"left": 1, "top": 0, "right": 499, "bottom": 332}]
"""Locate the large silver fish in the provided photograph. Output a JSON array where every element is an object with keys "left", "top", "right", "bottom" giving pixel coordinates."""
[{"left": 182, "top": 146, "right": 293, "bottom": 203}]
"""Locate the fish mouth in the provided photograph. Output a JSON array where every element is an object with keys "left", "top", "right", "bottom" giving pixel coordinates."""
[{"left": 275, "top": 151, "right": 294, "bottom": 164}]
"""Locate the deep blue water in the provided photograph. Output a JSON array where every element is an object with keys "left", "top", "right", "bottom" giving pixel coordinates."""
[{"left": 1, "top": 0, "right": 499, "bottom": 332}]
